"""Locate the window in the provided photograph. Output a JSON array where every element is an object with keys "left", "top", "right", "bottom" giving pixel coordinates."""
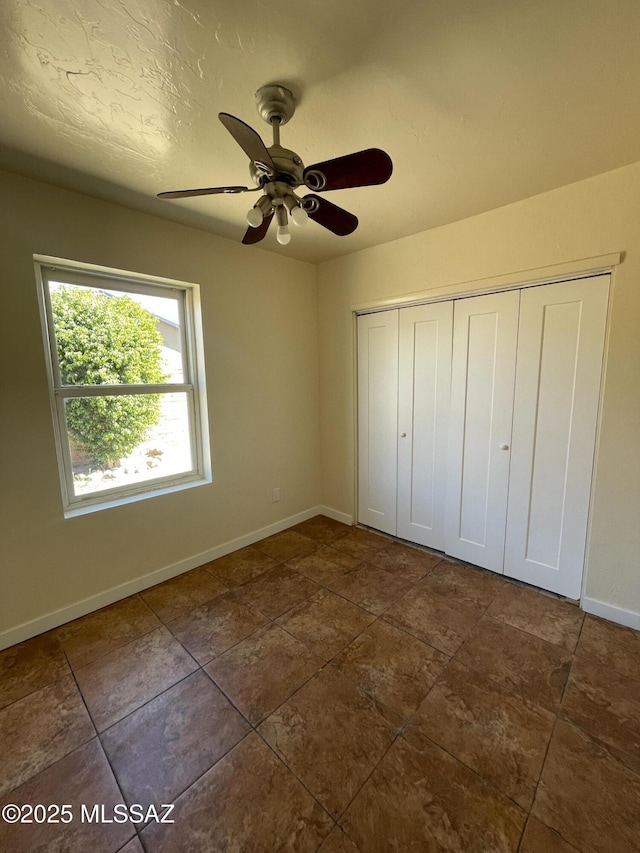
[{"left": 36, "top": 256, "right": 211, "bottom": 516}]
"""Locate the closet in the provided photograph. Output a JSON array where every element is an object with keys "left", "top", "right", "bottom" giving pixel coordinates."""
[{"left": 357, "top": 274, "right": 609, "bottom": 599}]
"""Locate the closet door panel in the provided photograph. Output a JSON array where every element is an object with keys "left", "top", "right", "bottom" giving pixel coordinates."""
[
  {"left": 397, "top": 302, "right": 453, "bottom": 549},
  {"left": 445, "top": 290, "right": 520, "bottom": 571},
  {"left": 504, "top": 276, "right": 609, "bottom": 598},
  {"left": 357, "top": 311, "right": 399, "bottom": 534}
]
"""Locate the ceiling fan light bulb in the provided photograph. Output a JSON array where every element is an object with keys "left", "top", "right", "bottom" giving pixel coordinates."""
[
  {"left": 276, "top": 225, "right": 291, "bottom": 245},
  {"left": 246, "top": 206, "right": 264, "bottom": 228},
  {"left": 290, "top": 205, "right": 308, "bottom": 227}
]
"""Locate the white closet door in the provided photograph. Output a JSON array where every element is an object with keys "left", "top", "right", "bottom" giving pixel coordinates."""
[
  {"left": 357, "top": 310, "right": 399, "bottom": 534},
  {"left": 397, "top": 302, "right": 453, "bottom": 549},
  {"left": 445, "top": 290, "right": 520, "bottom": 572},
  {"left": 504, "top": 276, "right": 609, "bottom": 598}
]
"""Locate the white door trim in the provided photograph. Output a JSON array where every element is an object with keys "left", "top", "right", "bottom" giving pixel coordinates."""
[{"left": 351, "top": 252, "right": 620, "bottom": 316}]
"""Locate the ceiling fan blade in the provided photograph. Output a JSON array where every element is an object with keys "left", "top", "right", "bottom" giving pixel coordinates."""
[
  {"left": 242, "top": 211, "right": 274, "bottom": 245},
  {"left": 157, "top": 185, "right": 255, "bottom": 199},
  {"left": 304, "top": 148, "right": 393, "bottom": 191},
  {"left": 302, "top": 195, "right": 358, "bottom": 236},
  {"left": 219, "top": 112, "right": 276, "bottom": 179}
]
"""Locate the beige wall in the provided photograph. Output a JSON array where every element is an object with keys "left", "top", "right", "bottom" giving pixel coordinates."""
[
  {"left": 2, "top": 160, "right": 639, "bottom": 641},
  {"left": 0, "top": 169, "right": 320, "bottom": 642},
  {"left": 317, "top": 161, "right": 640, "bottom": 619}
]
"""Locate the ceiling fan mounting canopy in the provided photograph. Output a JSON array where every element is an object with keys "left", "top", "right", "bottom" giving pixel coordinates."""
[
  {"left": 157, "top": 83, "right": 393, "bottom": 246},
  {"left": 255, "top": 84, "right": 297, "bottom": 126}
]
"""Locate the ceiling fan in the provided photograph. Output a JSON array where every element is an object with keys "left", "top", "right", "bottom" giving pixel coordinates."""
[{"left": 157, "top": 84, "right": 393, "bottom": 246}]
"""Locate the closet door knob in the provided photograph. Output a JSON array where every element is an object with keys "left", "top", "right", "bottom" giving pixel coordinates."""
[
  {"left": 400, "top": 432, "right": 407, "bottom": 438},
  {"left": 500, "top": 443, "right": 510, "bottom": 450}
]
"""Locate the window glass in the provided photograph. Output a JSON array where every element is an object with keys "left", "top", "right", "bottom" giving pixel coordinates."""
[
  {"left": 48, "top": 282, "right": 185, "bottom": 384},
  {"left": 64, "top": 393, "right": 193, "bottom": 496}
]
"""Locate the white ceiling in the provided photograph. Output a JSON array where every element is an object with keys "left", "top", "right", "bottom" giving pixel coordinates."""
[{"left": 2, "top": 0, "right": 640, "bottom": 264}]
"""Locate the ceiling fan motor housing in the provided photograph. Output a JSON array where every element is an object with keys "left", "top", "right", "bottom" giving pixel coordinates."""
[{"left": 249, "top": 144, "right": 305, "bottom": 187}]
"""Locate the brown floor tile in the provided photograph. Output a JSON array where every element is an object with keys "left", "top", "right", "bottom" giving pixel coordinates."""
[
  {"left": 205, "top": 624, "right": 323, "bottom": 724},
  {"left": 204, "top": 546, "right": 279, "bottom": 587},
  {"left": 367, "top": 541, "right": 442, "bottom": 583},
  {"left": 6, "top": 512, "right": 640, "bottom": 853},
  {"left": 412, "top": 661, "right": 555, "bottom": 809},
  {"left": 340, "top": 727, "right": 525, "bottom": 853},
  {"left": 167, "top": 590, "right": 268, "bottom": 664},
  {"left": 287, "top": 544, "right": 362, "bottom": 585},
  {"left": 141, "top": 732, "right": 333, "bottom": 852},
  {"left": 101, "top": 670, "right": 249, "bottom": 807},
  {"left": 576, "top": 614, "right": 640, "bottom": 680},
  {"left": 236, "top": 564, "right": 320, "bottom": 619},
  {"left": 0, "top": 739, "right": 134, "bottom": 853},
  {"left": 332, "top": 619, "right": 447, "bottom": 719},
  {"left": 328, "top": 563, "right": 413, "bottom": 616},
  {"left": 330, "top": 527, "right": 390, "bottom": 561},
  {"left": 455, "top": 616, "right": 572, "bottom": 712},
  {"left": 253, "top": 529, "right": 316, "bottom": 561},
  {"left": 560, "top": 655, "right": 640, "bottom": 775},
  {"left": 0, "top": 631, "right": 69, "bottom": 710},
  {"left": 277, "top": 589, "right": 375, "bottom": 661},
  {"left": 533, "top": 719, "right": 640, "bottom": 853},
  {"left": 259, "top": 667, "right": 396, "bottom": 818},
  {"left": 487, "top": 584, "right": 584, "bottom": 651},
  {"left": 74, "top": 626, "right": 197, "bottom": 731},
  {"left": 290, "top": 515, "right": 351, "bottom": 542},
  {"left": 383, "top": 580, "right": 484, "bottom": 655},
  {"left": 520, "top": 817, "right": 581, "bottom": 852},
  {"left": 318, "top": 827, "right": 362, "bottom": 852},
  {"left": 425, "top": 560, "right": 508, "bottom": 607},
  {"left": 0, "top": 673, "right": 94, "bottom": 796},
  {"left": 56, "top": 595, "right": 160, "bottom": 670},
  {"left": 140, "top": 568, "right": 228, "bottom": 622}
]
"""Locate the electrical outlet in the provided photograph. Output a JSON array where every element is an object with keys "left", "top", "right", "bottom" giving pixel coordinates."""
[{"left": 272, "top": 487, "right": 281, "bottom": 502}]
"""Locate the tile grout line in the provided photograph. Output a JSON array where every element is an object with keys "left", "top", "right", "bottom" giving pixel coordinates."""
[
  {"left": 0, "top": 652, "right": 97, "bottom": 801},
  {"left": 253, "top": 726, "right": 339, "bottom": 830},
  {"left": 522, "top": 715, "right": 576, "bottom": 852}
]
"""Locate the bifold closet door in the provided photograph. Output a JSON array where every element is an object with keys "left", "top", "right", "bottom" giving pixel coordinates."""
[
  {"left": 504, "top": 276, "right": 609, "bottom": 599},
  {"left": 357, "top": 310, "right": 399, "bottom": 534},
  {"left": 397, "top": 302, "right": 453, "bottom": 549},
  {"left": 445, "top": 290, "right": 520, "bottom": 572}
]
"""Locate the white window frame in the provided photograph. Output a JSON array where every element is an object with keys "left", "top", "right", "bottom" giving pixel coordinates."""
[{"left": 35, "top": 255, "right": 211, "bottom": 517}]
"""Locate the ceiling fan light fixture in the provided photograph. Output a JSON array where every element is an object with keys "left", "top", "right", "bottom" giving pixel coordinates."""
[
  {"left": 246, "top": 206, "right": 264, "bottom": 228},
  {"left": 284, "top": 193, "right": 308, "bottom": 227},
  {"left": 275, "top": 203, "right": 291, "bottom": 244},
  {"left": 247, "top": 194, "right": 273, "bottom": 228},
  {"left": 290, "top": 205, "right": 308, "bottom": 227},
  {"left": 276, "top": 225, "right": 291, "bottom": 245}
]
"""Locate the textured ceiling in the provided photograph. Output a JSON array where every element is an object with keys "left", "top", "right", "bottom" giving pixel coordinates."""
[{"left": 1, "top": 0, "right": 640, "bottom": 263}]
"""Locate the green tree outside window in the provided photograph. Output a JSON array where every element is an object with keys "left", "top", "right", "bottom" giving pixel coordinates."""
[{"left": 51, "top": 287, "right": 168, "bottom": 469}]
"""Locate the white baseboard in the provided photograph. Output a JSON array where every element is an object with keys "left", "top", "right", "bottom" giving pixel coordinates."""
[
  {"left": 0, "top": 505, "right": 352, "bottom": 651},
  {"left": 317, "top": 505, "right": 354, "bottom": 526},
  {"left": 581, "top": 596, "right": 640, "bottom": 631}
]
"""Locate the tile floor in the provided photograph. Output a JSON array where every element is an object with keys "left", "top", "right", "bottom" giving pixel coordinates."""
[{"left": 1, "top": 516, "right": 640, "bottom": 852}]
